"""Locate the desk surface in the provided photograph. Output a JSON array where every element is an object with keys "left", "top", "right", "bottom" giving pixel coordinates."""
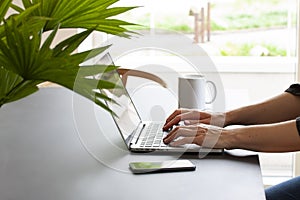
[{"left": 0, "top": 88, "right": 266, "bottom": 200}]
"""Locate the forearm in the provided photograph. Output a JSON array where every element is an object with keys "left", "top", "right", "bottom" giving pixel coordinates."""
[
  {"left": 224, "top": 120, "right": 300, "bottom": 152},
  {"left": 224, "top": 92, "right": 300, "bottom": 126}
]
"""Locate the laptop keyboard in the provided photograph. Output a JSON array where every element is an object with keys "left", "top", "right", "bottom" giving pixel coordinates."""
[{"left": 139, "top": 122, "right": 168, "bottom": 148}]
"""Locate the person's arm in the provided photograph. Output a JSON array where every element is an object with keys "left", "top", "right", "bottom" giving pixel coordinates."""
[
  {"left": 163, "top": 92, "right": 300, "bottom": 131},
  {"left": 227, "top": 120, "right": 300, "bottom": 152},
  {"left": 225, "top": 92, "right": 300, "bottom": 126},
  {"left": 163, "top": 119, "right": 300, "bottom": 152}
]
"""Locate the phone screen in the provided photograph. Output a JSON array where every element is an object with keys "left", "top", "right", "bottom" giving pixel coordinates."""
[{"left": 129, "top": 160, "right": 196, "bottom": 174}]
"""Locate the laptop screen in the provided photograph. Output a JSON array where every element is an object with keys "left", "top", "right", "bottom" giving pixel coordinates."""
[{"left": 98, "top": 54, "right": 141, "bottom": 143}]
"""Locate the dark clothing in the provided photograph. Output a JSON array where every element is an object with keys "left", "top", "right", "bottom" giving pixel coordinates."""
[
  {"left": 285, "top": 83, "right": 300, "bottom": 96},
  {"left": 285, "top": 83, "right": 300, "bottom": 136},
  {"left": 265, "top": 176, "right": 300, "bottom": 200}
]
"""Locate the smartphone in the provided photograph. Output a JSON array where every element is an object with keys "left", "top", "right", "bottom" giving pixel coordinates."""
[{"left": 129, "top": 160, "right": 196, "bottom": 174}]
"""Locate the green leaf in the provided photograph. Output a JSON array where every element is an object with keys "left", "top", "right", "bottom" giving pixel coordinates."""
[
  {"left": 0, "top": 67, "right": 41, "bottom": 106},
  {"left": 0, "top": 3, "right": 41, "bottom": 38},
  {"left": 0, "top": 0, "right": 138, "bottom": 114},
  {"left": 9, "top": 3, "right": 24, "bottom": 13},
  {"left": 52, "top": 29, "right": 93, "bottom": 56},
  {"left": 0, "top": 0, "right": 11, "bottom": 22},
  {"left": 98, "top": 6, "right": 139, "bottom": 19},
  {"left": 76, "top": 65, "right": 119, "bottom": 77},
  {"left": 5, "top": 80, "right": 41, "bottom": 103},
  {"left": 14, "top": 0, "right": 137, "bottom": 37},
  {"left": 0, "top": 67, "right": 23, "bottom": 99}
]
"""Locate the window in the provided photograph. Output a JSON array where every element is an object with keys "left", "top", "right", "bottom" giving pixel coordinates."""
[
  {"left": 205, "top": 0, "right": 298, "bottom": 186},
  {"left": 86, "top": 0, "right": 300, "bottom": 186}
]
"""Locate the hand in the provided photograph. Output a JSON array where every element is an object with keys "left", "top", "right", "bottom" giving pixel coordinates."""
[
  {"left": 163, "top": 124, "right": 229, "bottom": 149},
  {"left": 163, "top": 108, "right": 224, "bottom": 131}
]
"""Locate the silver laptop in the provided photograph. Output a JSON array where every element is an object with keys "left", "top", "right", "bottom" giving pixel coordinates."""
[{"left": 99, "top": 54, "right": 223, "bottom": 154}]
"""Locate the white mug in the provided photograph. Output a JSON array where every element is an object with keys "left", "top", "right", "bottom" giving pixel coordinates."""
[{"left": 178, "top": 74, "right": 217, "bottom": 110}]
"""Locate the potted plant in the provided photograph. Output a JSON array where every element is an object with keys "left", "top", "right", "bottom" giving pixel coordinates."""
[{"left": 0, "top": 0, "right": 136, "bottom": 112}]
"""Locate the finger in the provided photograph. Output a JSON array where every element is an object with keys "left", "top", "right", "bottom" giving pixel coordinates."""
[
  {"left": 163, "top": 115, "right": 182, "bottom": 131},
  {"left": 184, "top": 113, "right": 215, "bottom": 126},
  {"left": 163, "top": 128, "right": 194, "bottom": 144},
  {"left": 169, "top": 137, "right": 197, "bottom": 146},
  {"left": 185, "top": 119, "right": 212, "bottom": 126},
  {"left": 165, "top": 109, "right": 182, "bottom": 124},
  {"left": 163, "top": 110, "right": 182, "bottom": 131},
  {"left": 163, "top": 127, "right": 180, "bottom": 143},
  {"left": 199, "top": 118, "right": 211, "bottom": 124},
  {"left": 163, "top": 110, "right": 201, "bottom": 131},
  {"left": 163, "top": 126, "right": 206, "bottom": 144},
  {"left": 164, "top": 109, "right": 190, "bottom": 127}
]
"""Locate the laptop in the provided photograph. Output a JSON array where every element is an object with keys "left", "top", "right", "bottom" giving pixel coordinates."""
[{"left": 99, "top": 53, "right": 223, "bottom": 154}]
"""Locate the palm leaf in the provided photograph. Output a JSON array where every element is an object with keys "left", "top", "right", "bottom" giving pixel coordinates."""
[
  {"left": 0, "top": 67, "right": 23, "bottom": 104},
  {"left": 0, "top": 0, "right": 11, "bottom": 22},
  {"left": 13, "top": 0, "right": 137, "bottom": 37},
  {"left": 0, "top": 0, "right": 137, "bottom": 114},
  {"left": 0, "top": 67, "right": 42, "bottom": 107},
  {"left": 0, "top": 3, "right": 42, "bottom": 39},
  {"left": 0, "top": 20, "right": 118, "bottom": 112}
]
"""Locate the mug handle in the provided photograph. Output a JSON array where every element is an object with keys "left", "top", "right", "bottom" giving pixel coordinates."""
[{"left": 205, "top": 81, "right": 217, "bottom": 104}]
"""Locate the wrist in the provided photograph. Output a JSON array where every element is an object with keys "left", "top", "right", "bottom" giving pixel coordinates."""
[
  {"left": 210, "top": 112, "right": 226, "bottom": 127},
  {"left": 221, "top": 129, "right": 240, "bottom": 149},
  {"left": 224, "top": 110, "right": 235, "bottom": 127}
]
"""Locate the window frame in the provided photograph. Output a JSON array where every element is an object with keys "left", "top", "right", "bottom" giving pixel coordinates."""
[{"left": 294, "top": 0, "right": 300, "bottom": 177}]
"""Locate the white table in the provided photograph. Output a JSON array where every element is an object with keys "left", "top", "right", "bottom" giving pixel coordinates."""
[{"left": 0, "top": 87, "right": 266, "bottom": 200}]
